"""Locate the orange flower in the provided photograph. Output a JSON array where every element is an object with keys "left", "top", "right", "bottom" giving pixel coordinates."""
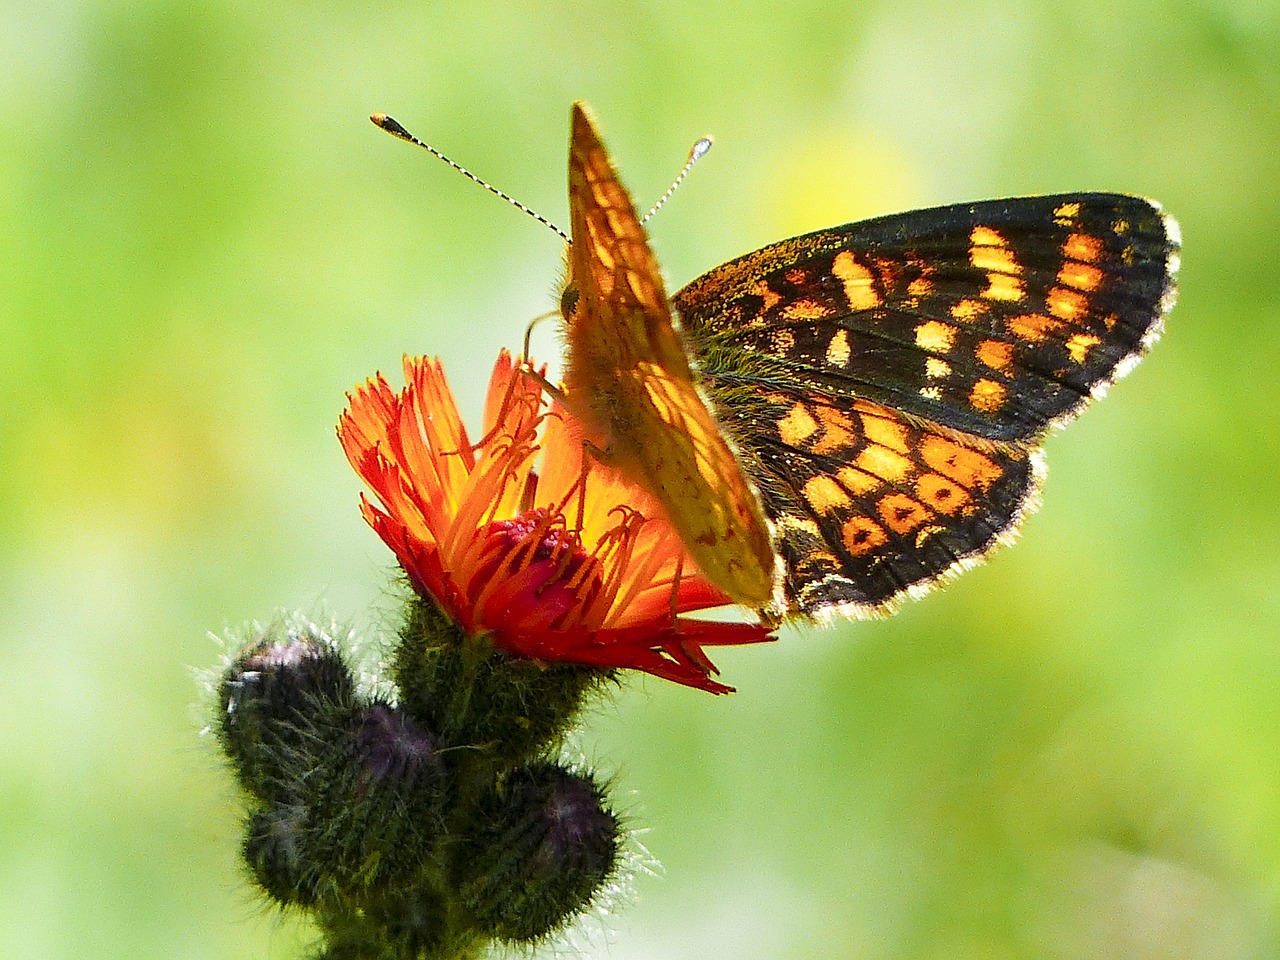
[{"left": 338, "top": 352, "right": 772, "bottom": 694}]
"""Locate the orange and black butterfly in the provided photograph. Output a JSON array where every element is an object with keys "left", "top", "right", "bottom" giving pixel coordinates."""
[
  {"left": 377, "top": 105, "right": 1180, "bottom": 623},
  {"left": 559, "top": 104, "right": 1179, "bottom": 622}
]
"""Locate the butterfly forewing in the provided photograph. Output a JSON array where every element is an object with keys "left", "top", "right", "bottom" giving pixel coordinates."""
[
  {"left": 677, "top": 195, "right": 1177, "bottom": 443},
  {"left": 560, "top": 103, "right": 776, "bottom": 608},
  {"left": 674, "top": 193, "right": 1179, "bottom": 619}
]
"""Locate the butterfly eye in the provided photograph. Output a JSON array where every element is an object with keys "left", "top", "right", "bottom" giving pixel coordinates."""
[{"left": 559, "top": 285, "right": 580, "bottom": 320}]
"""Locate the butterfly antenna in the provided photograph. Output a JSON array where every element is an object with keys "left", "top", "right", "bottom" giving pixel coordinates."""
[
  {"left": 371, "top": 113, "right": 570, "bottom": 243},
  {"left": 641, "top": 135, "right": 713, "bottom": 224}
]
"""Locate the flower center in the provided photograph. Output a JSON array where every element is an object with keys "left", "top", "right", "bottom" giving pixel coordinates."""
[{"left": 467, "top": 509, "right": 607, "bottom": 632}]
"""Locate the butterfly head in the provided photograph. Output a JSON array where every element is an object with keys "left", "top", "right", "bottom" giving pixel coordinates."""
[{"left": 559, "top": 282, "right": 580, "bottom": 324}]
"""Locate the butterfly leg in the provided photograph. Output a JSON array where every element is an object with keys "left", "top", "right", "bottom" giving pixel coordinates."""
[
  {"left": 517, "top": 357, "right": 570, "bottom": 409},
  {"left": 668, "top": 553, "right": 684, "bottom": 621}
]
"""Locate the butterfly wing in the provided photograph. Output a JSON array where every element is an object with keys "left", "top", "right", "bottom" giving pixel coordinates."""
[
  {"left": 561, "top": 103, "right": 777, "bottom": 608},
  {"left": 674, "top": 194, "right": 1180, "bottom": 619}
]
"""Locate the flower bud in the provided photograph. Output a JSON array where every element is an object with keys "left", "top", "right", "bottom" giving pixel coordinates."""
[
  {"left": 456, "top": 761, "right": 620, "bottom": 942},
  {"left": 270, "top": 700, "right": 448, "bottom": 901},
  {"left": 354, "top": 703, "right": 443, "bottom": 798},
  {"left": 243, "top": 803, "right": 318, "bottom": 907},
  {"left": 217, "top": 618, "right": 357, "bottom": 802}
]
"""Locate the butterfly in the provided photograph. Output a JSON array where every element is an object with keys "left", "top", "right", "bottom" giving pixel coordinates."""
[{"left": 560, "top": 103, "right": 1180, "bottom": 622}]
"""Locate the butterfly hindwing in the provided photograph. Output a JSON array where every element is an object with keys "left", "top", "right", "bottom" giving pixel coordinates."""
[{"left": 726, "top": 390, "right": 1040, "bottom": 616}]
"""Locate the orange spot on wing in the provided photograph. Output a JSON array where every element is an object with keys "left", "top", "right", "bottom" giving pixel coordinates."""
[
  {"left": 842, "top": 515, "right": 889, "bottom": 556},
  {"left": 951, "top": 299, "right": 989, "bottom": 321},
  {"left": 826, "top": 328, "right": 851, "bottom": 366},
  {"left": 803, "top": 475, "right": 851, "bottom": 515},
  {"left": 919, "top": 435, "right": 1003, "bottom": 491},
  {"left": 857, "top": 406, "right": 909, "bottom": 452},
  {"left": 971, "top": 245, "right": 1021, "bottom": 274},
  {"left": 984, "top": 273, "right": 1025, "bottom": 302},
  {"left": 779, "top": 402, "right": 819, "bottom": 446},
  {"left": 975, "top": 338, "right": 1014, "bottom": 374},
  {"left": 915, "top": 319, "right": 958, "bottom": 353},
  {"left": 831, "top": 250, "right": 882, "bottom": 310},
  {"left": 1053, "top": 201, "right": 1082, "bottom": 223},
  {"left": 1008, "top": 312, "right": 1064, "bottom": 344},
  {"left": 836, "top": 465, "right": 881, "bottom": 497},
  {"left": 855, "top": 444, "right": 914, "bottom": 484},
  {"left": 915, "top": 472, "right": 972, "bottom": 516},
  {"left": 876, "top": 493, "right": 929, "bottom": 535},
  {"left": 1065, "top": 332, "right": 1102, "bottom": 364},
  {"left": 781, "top": 299, "right": 834, "bottom": 320},
  {"left": 1057, "top": 261, "right": 1104, "bottom": 292},
  {"left": 1046, "top": 285, "right": 1089, "bottom": 320},
  {"left": 970, "top": 226, "right": 1005, "bottom": 246},
  {"left": 1063, "top": 231, "right": 1103, "bottom": 262},
  {"left": 908, "top": 276, "right": 934, "bottom": 297},
  {"left": 969, "top": 378, "right": 1007, "bottom": 414}
]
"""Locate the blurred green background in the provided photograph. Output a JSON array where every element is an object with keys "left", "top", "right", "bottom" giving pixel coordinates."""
[{"left": 3, "top": 1, "right": 1279, "bottom": 958}]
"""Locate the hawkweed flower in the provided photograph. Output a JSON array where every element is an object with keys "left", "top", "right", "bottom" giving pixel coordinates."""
[
  {"left": 338, "top": 350, "right": 771, "bottom": 694},
  {"left": 215, "top": 350, "right": 775, "bottom": 959}
]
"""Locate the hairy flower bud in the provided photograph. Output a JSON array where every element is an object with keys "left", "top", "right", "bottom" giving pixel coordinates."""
[
  {"left": 456, "top": 761, "right": 621, "bottom": 942},
  {"left": 354, "top": 703, "right": 442, "bottom": 796},
  {"left": 316, "top": 702, "right": 448, "bottom": 890},
  {"left": 243, "top": 803, "right": 318, "bottom": 907},
  {"left": 217, "top": 618, "right": 358, "bottom": 801}
]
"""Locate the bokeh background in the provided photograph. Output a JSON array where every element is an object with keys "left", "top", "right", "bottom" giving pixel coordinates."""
[{"left": 4, "top": 1, "right": 1279, "bottom": 958}]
